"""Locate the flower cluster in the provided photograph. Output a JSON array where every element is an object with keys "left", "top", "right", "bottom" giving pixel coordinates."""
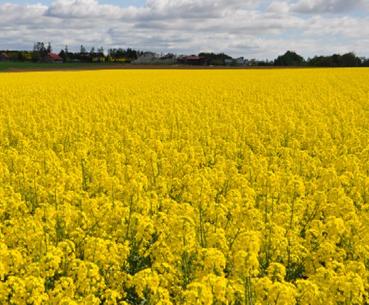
[{"left": 1, "top": 69, "right": 369, "bottom": 304}]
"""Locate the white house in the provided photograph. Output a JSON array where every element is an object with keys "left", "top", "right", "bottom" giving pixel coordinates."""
[{"left": 133, "top": 52, "right": 159, "bottom": 64}]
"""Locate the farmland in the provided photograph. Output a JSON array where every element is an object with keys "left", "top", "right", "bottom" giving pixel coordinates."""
[{"left": 1, "top": 69, "right": 369, "bottom": 304}]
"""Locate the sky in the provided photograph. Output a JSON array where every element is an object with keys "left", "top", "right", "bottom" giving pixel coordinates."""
[{"left": 0, "top": 0, "right": 368, "bottom": 59}]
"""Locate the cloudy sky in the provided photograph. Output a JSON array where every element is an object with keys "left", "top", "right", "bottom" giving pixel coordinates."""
[{"left": 0, "top": 0, "right": 368, "bottom": 59}]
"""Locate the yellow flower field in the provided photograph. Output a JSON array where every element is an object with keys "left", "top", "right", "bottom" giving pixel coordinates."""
[{"left": 1, "top": 68, "right": 369, "bottom": 304}]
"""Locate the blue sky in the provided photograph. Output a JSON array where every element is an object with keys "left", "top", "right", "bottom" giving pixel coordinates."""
[{"left": 0, "top": 0, "right": 368, "bottom": 59}]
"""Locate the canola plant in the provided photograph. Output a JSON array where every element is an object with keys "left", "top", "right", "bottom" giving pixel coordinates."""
[{"left": 1, "top": 69, "right": 369, "bottom": 304}]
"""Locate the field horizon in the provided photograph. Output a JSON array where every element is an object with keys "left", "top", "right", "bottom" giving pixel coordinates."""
[{"left": 1, "top": 61, "right": 358, "bottom": 73}]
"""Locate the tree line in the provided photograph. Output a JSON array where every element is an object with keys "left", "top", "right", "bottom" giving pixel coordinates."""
[
  {"left": 273, "top": 50, "right": 369, "bottom": 67},
  {"left": 0, "top": 42, "right": 142, "bottom": 63},
  {"left": 1, "top": 42, "right": 369, "bottom": 67}
]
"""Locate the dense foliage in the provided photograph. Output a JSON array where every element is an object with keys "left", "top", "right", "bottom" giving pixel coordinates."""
[
  {"left": 274, "top": 51, "right": 305, "bottom": 66},
  {"left": 1, "top": 69, "right": 369, "bottom": 304}
]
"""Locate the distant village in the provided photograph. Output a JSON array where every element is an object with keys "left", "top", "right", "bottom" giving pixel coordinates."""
[
  {"left": 1, "top": 42, "right": 369, "bottom": 67},
  {"left": 0, "top": 42, "right": 264, "bottom": 67}
]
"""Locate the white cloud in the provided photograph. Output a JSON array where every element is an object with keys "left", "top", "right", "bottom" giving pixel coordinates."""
[
  {"left": 44, "top": 0, "right": 259, "bottom": 20},
  {"left": 267, "top": 1, "right": 290, "bottom": 14},
  {"left": 0, "top": 3, "right": 47, "bottom": 24},
  {"left": 303, "top": 15, "right": 369, "bottom": 40},
  {"left": 46, "top": 0, "right": 125, "bottom": 19},
  {"left": 144, "top": 0, "right": 258, "bottom": 17},
  {"left": 0, "top": 0, "right": 368, "bottom": 59},
  {"left": 292, "top": 0, "right": 367, "bottom": 13}
]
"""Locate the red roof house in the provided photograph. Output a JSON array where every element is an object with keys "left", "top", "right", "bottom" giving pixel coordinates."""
[{"left": 46, "top": 53, "right": 63, "bottom": 63}]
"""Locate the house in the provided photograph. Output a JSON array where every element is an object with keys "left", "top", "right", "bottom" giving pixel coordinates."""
[
  {"left": 235, "top": 57, "right": 245, "bottom": 65},
  {"left": 0, "top": 52, "right": 10, "bottom": 61},
  {"left": 133, "top": 52, "right": 159, "bottom": 64},
  {"left": 46, "top": 53, "right": 63, "bottom": 63},
  {"left": 159, "top": 53, "right": 177, "bottom": 64},
  {"left": 225, "top": 57, "right": 246, "bottom": 66},
  {"left": 178, "top": 55, "right": 208, "bottom": 65}
]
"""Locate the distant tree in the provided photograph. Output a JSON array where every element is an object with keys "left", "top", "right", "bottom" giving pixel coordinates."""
[
  {"left": 46, "top": 42, "right": 52, "bottom": 54},
  {"left": 247, "top": 59, "right": 257, "bottom": 66},
  {"left": 33, "top": 42, "right": 44, "bottom": 52},
  {"left": 17, "top": 51, "right": 27, "bottom": 61},
  {"left": 59, "top": 49, "right": 67, "bottom": 62},
  {"left": 362, "top": 57, "right": 369, "bottom": 67},
  {"left": 32, "top": 42, "right": 48, "bottom": 62},
  {"left": 257, "top": 59, "right": 273, "bottom": 66},
  {"left": 308, "top": 52, "right": 361, "bottom": 67},
  {"left": 59, "top": 45, "right": 71, "bottom": 62},
  {"left": 274, "top": 51, "right": 305, "bottom": 66},
  {"left": 108, "top": 48, "right": 140, "bottom": 62},
  {"left": 198, "top": 52, "right": 232, "bottom": 65},
  {"left": 308, "top": 56, "right": 329, "bottom": 67},
  {"left": 126, "top": 48, "right": 138, "bottom": 59},
  {"left": 341, "top": 52, "right": 361, "bottom": 66},
  {"left": 80, "top": 45, "right": 87, "bottom": 54},
  {"left": 90, "top": 47, "right": 95, "bottom": 55},
  {"left": 106, "top": 55, "right": 113, "bottom": 62}
]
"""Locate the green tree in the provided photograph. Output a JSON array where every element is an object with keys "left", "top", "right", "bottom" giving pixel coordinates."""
[{"left": 274, "top": 51, "right": 305, "bottom": 66}]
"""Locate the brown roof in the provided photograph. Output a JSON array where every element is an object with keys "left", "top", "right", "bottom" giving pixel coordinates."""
[
  {"left": 47, "top": 53, "right": 62, "bottom": 61},
  {"left": 184, "top": 55, "right": 203, "bottom": 60}
]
